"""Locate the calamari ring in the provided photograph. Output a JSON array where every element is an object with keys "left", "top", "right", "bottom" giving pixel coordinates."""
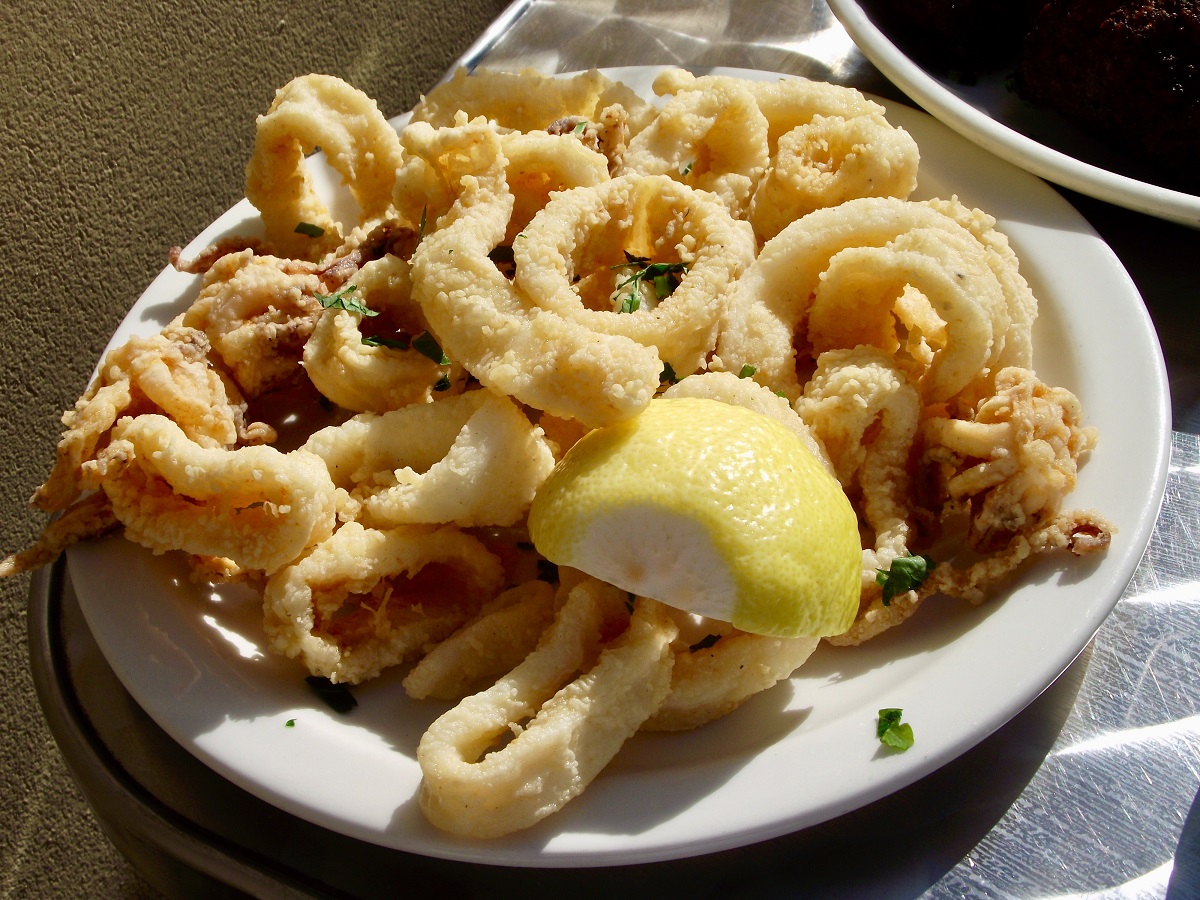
[
  {"left": 263, "top": 521, "right": 505, "bottom": 683},
  {"left": 85, "top": 414, "right": 337, "bottom": 574},
  {"left": 808, "top": 224, "right": 1009, "bottom": 402},
  {"left": 302, "top": 255, "right": 465, "bottom": 412},
  {"left": 795, "top": 347, "right": 920, "bottom": 585},
  {"left": 245, "top": 74, "right": 405, "bottom": 260},
  {"left": 929, "top": 198, "right": 1037, "bottom": 370},
  {"left": 716, "top": 196, "right": 1028, "bottom": 401},
  {"left": 618, "top": 79, "right": 769, "bottom": 216},
  {"left": 417, "top": 580, "right": 677, "bottom": 838},
  {"left": 643, "top": 626, "right": 818, "bottom": 732},
  {"left": 32, "top": 317, "right": 264, "bottom": 512},
  {"left": 183, "top": 249, "right": 325, "bottom": 399},
  {"left": 748, "top": 113, "right": 920, "bottom": 241},
  {"left": 661, "top": 370, "right": 832, "bottom": 476},
  {"left": 402, "top": 578, "right": 557, "bottom": 701},
  {"left": 412, "top": 67, "right": 656, "bottom": 137},
  {"left": 301, "top": 388, "right": 556, "bottom": 529},
  {"left": 513, "top": 174, "right": 757, "bottom": 374},
  {"left": 407, "top": 119, "right": 665, "bottom": 427},
  {"left": 500, "top": 130, "right": 610, "bottom": 243}
]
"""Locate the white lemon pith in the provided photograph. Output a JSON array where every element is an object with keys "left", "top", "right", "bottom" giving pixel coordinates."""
[{"left": 527, "top": 397, "right": 861, "bottom": 637}]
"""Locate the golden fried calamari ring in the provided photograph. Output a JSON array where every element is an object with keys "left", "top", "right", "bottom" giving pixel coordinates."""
[
  {"left": 263, "top": 521, "right": 504, "bottom": 683},
  {"left": 928, "top": 197, "right": 1037, "bottom": 370},
  {"left": 183, "top": 249, "right": 325, "bottom": 399},
  {"left": 808, "top": 225, "right": 1009, "bottom": 402},
  {"left": 500, "top": 130, "right": 610, "bottom": 243},
  {"left": 402, "top": 578, "right": 557, "bottom": 701},
  {"left": 653, "top": 68, "right": 885, "bottom": 148},
  {"left": 412, "top": 67, "right": 657, "bottom": 137},
  {"left": 32, "top": 317, "right": 264, "bottom": 512},
  {"left": 618, "top": 79, "right": 769, "bottom": 216},
  {"left": 716, "top": 196, "right": 1029, "bottom": 402},
  {"left": 245, "top": 74, "right": 405, "bottom": 260},
  {"left": 513, "top": 174, "right": 757, "bottom": 375},
  {"left": 85, "top": 414, "right": 337, "bottom": 574},
  {"left": 796, "top": 348, "right": 920, "bottom": 585},
  {"left": 643, "top": 626, "right": 819, "bottom": 732},
  {"left": 417, "top": 580, "right": 677, "bottom": 838},
  {"left": 748, "top": 113, "right": 920, "bottom": 241},
  {"left": 661, "top": 370, "right": 832, "bottom": 475},
  {"left": 301, "top": 388, "right": 556, "bottom": 529},
  {"left": 301, "top": 255, "right": 465, "bottom": 412},
  {"left": 406, "top": 119, "right": 666, "bottom": 427}
]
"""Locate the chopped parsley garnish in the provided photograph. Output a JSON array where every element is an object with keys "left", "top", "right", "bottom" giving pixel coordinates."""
[
  {"left": 285, "top": 718, "right": 296, "bottom": 727},
  {"left": 572, "top": 120, "right": 588, "bottom": 135},
  {"left": 433, "top": 373, "right": 452, "bottom": 392},
  {"left": 412, "top": 331, "right": 450, "bottom": 365},
  {"left": 875, "top": 554, "right": 934, "bottom": 606},
  {"left": 294, "top": 221, "right": 325, "bottom": 238},
  {"left": 611, "top": 251, "right": 688, "bottom": 311},
  {"left": 689, "top": 633, "right": 721, "bottom": 652},
  {"left": 316, "top": 284, "right": 376, "bottom": 317},
  {"left": 660, "top": 361, "right": 680, "bottom": 384},
  {"left": 305, "top": 675, "right": 358, "bottom": 714},
  {"left": 361, "top": 334, "right": 411, "bottom": 350},
  {"left": 679, "top": 160, "right": 694, "bottom": 177},
  {"left": 877, "top": 708, "right": 914, "bottom": 751},
  {"left": 738, "top": 364, "right": 757, "bottom": 379}
]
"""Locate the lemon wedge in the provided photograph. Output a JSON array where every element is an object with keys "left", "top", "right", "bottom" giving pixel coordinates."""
[{"left": 527, "top": 397, "right": 861, "bottom": 637}]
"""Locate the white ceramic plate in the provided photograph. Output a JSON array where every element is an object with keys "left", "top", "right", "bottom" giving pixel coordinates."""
[
  {"left": 827, "top": 0, "right": 1200, "bottom": 228},
  {"left": 68, "top": 66, "right": 1171, "bottom": 867}
]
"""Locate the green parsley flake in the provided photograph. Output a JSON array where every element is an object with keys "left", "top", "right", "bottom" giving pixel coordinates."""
[
  {"left": 572, "top": 120, "right": 588, "bottom": 135},
  {"left": 316, "top": 284, "right": 376, "bottom": 317},
  {"left": 679, "top": 160, "right": 694, "bottom": 177},
  {"left": 433, "top": 374, "right": 452, "bottom": 392},
  {"left": 610, "top": 251, "right": 688, "bottom": 312},
  {"left": 877, "top": 708, "right": 914, "bottom": 751},
  {"left": 412, "top": 331, "right": 450, "bottom": 365},
  {"left": 876, "top": 553, "right": 934, "bottom": 606},
  {"left": 285, "top": 718, "right": 296, "bottom": 727},
  {"left": 361, "top": 334, "right": 411, "bottom": 350},
  {"left": 738, "top": 364, "right": 757, "bottom": 379},
  {"left": 294, "top": 221, "right": 325, "bottom": 238},
  {"left": 660, "top": 361, "right": 680, "bottom": 384}
]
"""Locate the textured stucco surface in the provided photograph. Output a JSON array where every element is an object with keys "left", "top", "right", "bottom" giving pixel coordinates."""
[{"left": 0, "top": 2, "right": 507, "bottom": 894}]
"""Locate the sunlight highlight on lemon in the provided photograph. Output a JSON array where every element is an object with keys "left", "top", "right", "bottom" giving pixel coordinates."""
[{"left": 528, "top": 397, "right": 861, "bottom": 637}]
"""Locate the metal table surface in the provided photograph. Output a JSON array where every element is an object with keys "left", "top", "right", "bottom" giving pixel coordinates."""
[{"left": 28, "top": 2, "right": 1200, "bottom": 897}]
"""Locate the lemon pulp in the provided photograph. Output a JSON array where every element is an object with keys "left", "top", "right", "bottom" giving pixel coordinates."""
[{"left": 527, "top": 397, "right": 861, "bottom": 637}]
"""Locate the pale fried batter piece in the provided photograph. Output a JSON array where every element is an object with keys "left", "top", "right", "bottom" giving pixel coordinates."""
[
  {"left": 32, "top": 317, "right": 264, "bottom": 512},
  {"left": 796, "top": 347, "right": 921, "bottom": 584},
  {"left": 85, "top": 414, "right": 337, "bottom": 574},
  {"left": 406, "top": 118, "right": 665, "bottom": 427},
  {"left": 0, "top": 492, "right": 118, "bottom": 578},
  {"left": 413, "top": 67, "right": 657, "bottom": 137},
  {"left": 514, "top": 174, "right": 757, "bottom": 377},
  {"left": 245, "top": 74, "right": 405, "bottom": 260},
  {"left": 263, "top": 521, "right": 505, "bottom": 684},
  {"left": 301, "top": 254, "right": 466, "bottom": 412},
  {"left": 301, "top": 388, "right": 556, "bottom": 529},
  {"left": 182, "top": 249, "right": 326, "bottom": 399},
  {"left": 644, "top": 621, "right": 818, "bottom": 732},
  {"left": 921, "top": 366, "right": 1098, "bottom": 552},
  {"left": 417, "top": 580, "right": 677, "bottom": 838},
  {"left": 402, "top": 578, "right": 557, "bottom": 701},
  {"left": 748, "top": 113, "right": 920, "bottom": 241},
  {"left": 619, "top": 77, "right": 770, "bottom": 216}
]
